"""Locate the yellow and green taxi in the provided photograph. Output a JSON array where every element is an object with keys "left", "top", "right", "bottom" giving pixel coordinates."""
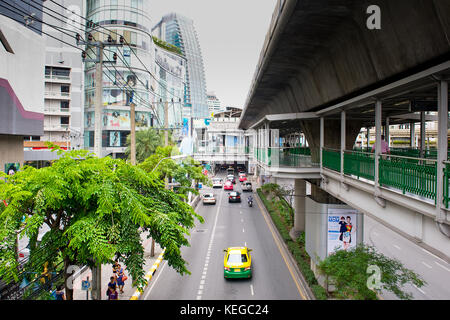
[{"left": 223, "top": 247, "right": 252, "bottom": 279}]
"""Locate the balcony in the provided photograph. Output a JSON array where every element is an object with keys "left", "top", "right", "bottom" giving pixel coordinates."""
[
  {"left": 43, "top": 107, "right": 71, "bottom": 116},
  {"left": 45, "top": 74, "right": 71, "bottom": 84},
  {"left": 44, "top": 91, "right": 71, "bottom": 100},
  {"left": 254, "top": 147, "right": 320, "bottom": 178}
]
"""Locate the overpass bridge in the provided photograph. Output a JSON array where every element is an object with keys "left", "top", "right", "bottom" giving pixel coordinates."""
[{"left": 238, "top": 0, "right": 450, "bottom": 266}]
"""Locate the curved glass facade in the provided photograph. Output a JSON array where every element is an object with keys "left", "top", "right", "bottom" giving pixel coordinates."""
[
  {"left": 153, "top": 13, "right": 209, "bottom": 120},
  {"left": 84, "top": 0, "right": 157, "bottom": 155}
]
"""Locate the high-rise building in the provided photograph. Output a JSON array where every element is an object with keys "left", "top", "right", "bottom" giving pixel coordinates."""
[
  {"left": 0, "top": 0, "right": 45, "bottom": 172},
  {"left": 154, "top": 38, "right": 187, "bottom": 141},
  {"left": 23, "top": 0, "right": 85, "bottom": 165},
  {"left": 152, "top": 13, "right": 209, "bottom": 120},
  {"left": 84, "top": 0, "right": 157, "bottom": 158},
  {"left": 207, "top": 91, "right": 222, "bottom": 116}
]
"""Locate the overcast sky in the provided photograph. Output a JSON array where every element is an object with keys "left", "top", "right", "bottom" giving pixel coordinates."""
[{"left": 149, "top": 0, "right": 277, "bottom": 108}]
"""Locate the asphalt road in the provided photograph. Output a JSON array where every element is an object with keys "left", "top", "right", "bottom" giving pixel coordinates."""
[
  {"left": 143, "top": 171, "right": 308, "bottom": 300},
  {"left": 364, "top": 215, "right": 450, "bottom": 300}
]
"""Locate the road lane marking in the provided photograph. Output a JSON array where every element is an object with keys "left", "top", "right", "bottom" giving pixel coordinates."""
[
  {"left": 435, "top": 261, "right": 450, "bottom": 272},
  {"left": 255, "top": 194, "right": 308, "bottom": 300},
  {"left": 422, "top": 248, "right": 449, "bottom": 265},
  {"left": 243, "top": 228, "right": 245, "bottom": 233},
  {"left": 393, "top": 244, "right": 401, "bottom": 250},
  {"left": 196, "top": 189, "right": 223, "bottom": 300},
  {"left": 413, "top": 284, "right": 426, "bottom": 295},
  {"left": 250, "top": 284, "right": 254, "bottom": 296},
  {"left": 421, "top": 261, "right": 432, "bottom": 269},
  {"left": 143, "top": 260, "right": 167, "bottom": 300}
]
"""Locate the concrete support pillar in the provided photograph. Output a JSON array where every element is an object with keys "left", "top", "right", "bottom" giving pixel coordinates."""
[
  {"left": 437, "top": 80, "right": 448, "bottom": 224},
  {"left": 385, "top": 117, "right": 390, "bottom": 147},
  {"left": 374, "top": 100, "right": 382, "bottom": 191},
  {"left": 420, "top": 111, "right": 426, "bottom": 158},
  {"left": 320, "top": 117, "right": 324, "bottom": 168},
  {"left": 340, "top": 111, "right": 346, "bottom": 177},
  {"left": 366, "top": 127, "right": 370, "bottom": 150},
  {"left": 410, "top": 122, "right": 415, "bottom": 148},
  {"left": 290, "top": 179, "right": 306, "bottom": 240}
]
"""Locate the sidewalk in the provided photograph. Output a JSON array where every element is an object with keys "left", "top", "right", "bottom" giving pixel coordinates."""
[
  {"left": 72, "top": 195, "right": 200, "bottom": 300},
  {"left": 72, "top": 232, "right": 162, "bottom": 300}
]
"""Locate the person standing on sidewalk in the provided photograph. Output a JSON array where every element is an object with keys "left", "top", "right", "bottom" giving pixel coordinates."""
[
  {"left": 107, "top": 276, "right": 117, "bottom": 298},
  {"left": 55, "top": 285, "right": 66, "bottom": 300},
  {"left": 116, "top": 264, "right": 126, "bottom": 294},
  {"left": 108, "top": 287, "right": 119, "bottom": 300},
  {"left": 112, "top": 260, "right": 119, "bottom": 280}
]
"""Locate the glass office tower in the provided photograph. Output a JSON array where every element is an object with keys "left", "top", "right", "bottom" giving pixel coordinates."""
[
  {"left": 152, "top": 13, "right": 209, "bottom": 120},
  {"left": 84, "top": 0, "right": 157, "bottom": 158}
]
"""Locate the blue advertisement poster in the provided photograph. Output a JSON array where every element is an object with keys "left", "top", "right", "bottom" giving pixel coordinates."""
[{"left": 327, "top": 208, "right": 358, "bottom": 255}]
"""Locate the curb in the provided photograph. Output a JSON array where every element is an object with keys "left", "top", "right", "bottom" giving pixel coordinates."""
[{"left": 130, "top": 249, "right": 165, "bottom": 300}]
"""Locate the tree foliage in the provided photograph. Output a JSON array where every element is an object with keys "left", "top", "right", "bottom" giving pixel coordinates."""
[
  {"left": 125, "top": 127, "right": 173, "bottom": 164},
  {"left": 0, "top": 148, "right": 203, "bottom": 299},
  {"left": 318, "top": 244, "right": 426, "bottom": 300},
  {"left": 139, "top": 145, "right": 210, "bottom": 197}
]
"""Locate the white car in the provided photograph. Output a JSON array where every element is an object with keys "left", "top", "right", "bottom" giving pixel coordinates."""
[
  {"left": 202, "top": 193, "right": 216, "bottom": 205},
  {"left": 212, "top": 178, "right": 223, "bottom": 188},
  {"left": 242, "top": 181, "right": 253, "bottom": 192}
]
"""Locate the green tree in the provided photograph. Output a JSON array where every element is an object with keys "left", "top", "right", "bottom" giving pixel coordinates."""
[
  {"left": 139, "top": 145, "right": 209, "bottom": 198},
  {"left": 318, "top": 244, "right": 426, "bottom": 300},
  {"left": 0, "top": 148, "right": 203, "bottom": 299},
  {"left": 125, "top": 127, "right": 173, "bottom": 164}
]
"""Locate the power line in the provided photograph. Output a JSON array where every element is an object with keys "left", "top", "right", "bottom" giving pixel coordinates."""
[
  {"left": 21, "top": 0, "right": 182, "bottom": 109},
  {"left": 0, "top": 3, "right": 81, "bottom": 52},
  {"left": 47, "top": 0, "right": 184, "bottom": 101},
  {"left": 6, "top": 1, "right": 164, "bottom": 127}
]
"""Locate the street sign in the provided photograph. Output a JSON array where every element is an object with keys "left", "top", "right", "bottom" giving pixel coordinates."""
[{"left": 82, "top": 280, "right": 91, "bottom": 291}]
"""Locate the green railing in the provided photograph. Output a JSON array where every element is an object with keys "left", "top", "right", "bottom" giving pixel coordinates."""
[
  {"left": 379, "top": 155, "right": 437, "bottom": 202},
  {"left": 444, "top": 162, "right": 450, "bottom": 208},
  {"left": 344, "top": 151, "right": 375, "bottom": 181},
  {"left": 288, "top": 147, "right": 311, "bottom": 156},
  {"left": 322, "top": 148, "right": 341, "bottom": 172}
]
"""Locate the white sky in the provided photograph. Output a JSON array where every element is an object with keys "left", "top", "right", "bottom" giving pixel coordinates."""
[{"left": 149, "top": 0, "right": 277, "bottom": 108}]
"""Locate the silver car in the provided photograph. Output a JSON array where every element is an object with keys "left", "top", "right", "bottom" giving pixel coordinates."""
[
  {"left": 202, "top": 193, "right": 216, "bottom": 205},
  {"left": 242, "top": 181, "right": 253, "bottom": 192}
]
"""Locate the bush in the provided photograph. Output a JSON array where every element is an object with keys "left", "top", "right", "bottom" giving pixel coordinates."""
[
  {"left": 311, "top": 284, "right": 328, "bottom": 300},
  {"left": 318, "top": 244, "right": 426, "bottom": 300}
]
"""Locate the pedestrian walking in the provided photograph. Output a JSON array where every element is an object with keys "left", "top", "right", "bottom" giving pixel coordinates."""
[
  {"left": 55, "top": 285, "right": 65, "bottom": 300},
  {"left": 112, "top": 260, "right": 119, "bottom": 280},
  {"left": 371, "top": 134, "right": 390, "bottom": 154},
  {"left": 107, "top": 287, "right": 119, "bottom": 300},
  {"left": 116, "top": 264, "right": 127, "bottom": 294}
]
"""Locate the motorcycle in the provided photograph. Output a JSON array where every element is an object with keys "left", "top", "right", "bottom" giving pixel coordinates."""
[{"left": 247, "top": 197, "right": 253, "bottom": 207}]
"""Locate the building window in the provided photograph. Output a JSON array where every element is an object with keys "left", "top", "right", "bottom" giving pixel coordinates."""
[
  {"left": 61, "top": 116, "right": 70, "bottom": 127},
  {"left": 61, "top": 85, "right": 70, "bottom": 93},
  {"left": 61, "top": 101, "right": 69, "bottom": 111}
]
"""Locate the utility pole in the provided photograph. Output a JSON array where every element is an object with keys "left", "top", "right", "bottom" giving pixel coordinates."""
[
  {"left": 130, "top": 93, "right": 136, "bottom": 165},
  {"left": 77, "top": 30, "right": 123, "bottom": 300},
  {"left": 77, "top": 32, "right": 124, "bottom": 158},
  {"left": 165, "top": 100, "right": 169, "bottom": 146},
  {"left": 151, "top": 99, "right": 169, "bottom": 257}
]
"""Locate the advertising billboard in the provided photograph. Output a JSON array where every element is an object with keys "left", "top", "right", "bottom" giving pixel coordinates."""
[
  {"left": 102, "top": 110, "right": 130, "bottom": 128},
  {"left": 110, "top": 131, "right": 121, "bottom": 147},
  {"left": 327, "top": 208, "right": 358, "bottom": 255}
]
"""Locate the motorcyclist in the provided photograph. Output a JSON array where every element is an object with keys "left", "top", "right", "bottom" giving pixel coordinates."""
[{"left": 247, "top": 195, "right": 253, "bottom": 203}]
